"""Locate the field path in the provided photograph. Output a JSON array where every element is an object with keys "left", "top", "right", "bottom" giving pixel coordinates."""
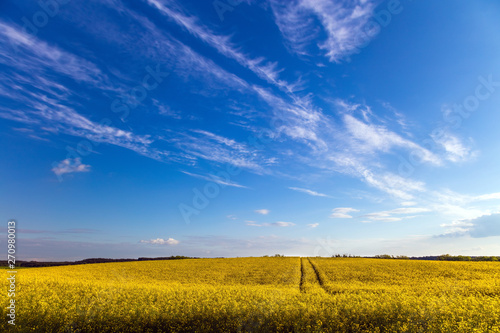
[
  {"left": 307, "top": 258, "right": 326, "bottom": 289},
  {"left": 299, "top": 257, "right": 328, "bottom": 294},
  {"left": 299, "top": 257, "right": 305, "bottom": 292}
]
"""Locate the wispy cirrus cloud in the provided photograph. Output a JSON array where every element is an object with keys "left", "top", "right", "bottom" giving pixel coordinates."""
[
  {"left": 289, "top": 187, "right": 330, "bottom": 197},
  {"left": 270, "top": 0, "right": 320, "bottom": 57},
  {"left": 245, "top": 220, "right": 295, "bottom": 227},
  {"left": 140, "top": 238, "right": 180, "bottom": 245},
  {"left": 172, "top": 129, "right": 270, "bottom": 173},
  {"left": 329, "top": 154, "right": 426, "bottom": 200},
  {"left": 95, "top": 1, "right": 335, "bottom": 175},
  {"left": 251, "top": 86, "right": 327, "bottom": 152},
  {"left": 60, "top": 1, "right": 253, "bottom": 94},
  {"left": 15, "top": 97, "right": 162, "bottom": 161},
  {"left": 52, "top": 158, "right": 91, "bottom": 176},
  {"left": 343, "top": 113, "right": 441, "bottom": 165},
  {"left": 181, "top": 171, "right": 248, "bottom": 188},
  {"left": 401, "top": 201, "right": 417, "bottom": 206},
  {"left": 0, "top": 20, "right": 173, "bottom": 163},
  {"left": 2, "top": 1, "right": 478, "bottom": 215},
  {"left": 363, "top": 207, "right": 431, "bottom": 222},
  {"left": 431, "top": 132, "right": 477, "bottom": 163},
  {"left": 245, "top": 220, "right": 261, "bottom": 226},
  {"left": 146, "top": 0, "right": 296, "bottom": 92},
  {"left": 473, "top": 193, "right": 500, "bottom": 201},
  {"left": 330, "top": 207, "right": 359, "bottom": 219},
  {"left": 427, "top": 190, "right": 500, "bottom": 234},
  {"left": 255, "top": 209, "right": 270, "bottom": 215},
  {"left": 17, "top": 228, "right": 99, "bottom": 234},
  {"left": 273, "top": 221, "right": 295, "bottom": 227},
  {"left": 270, "top": 0, "right": 377, "bottom": 62},
  {"left": 0, "top": 21, "right": 114, "bottom": 90},
  {"left": 439, "top": 213, "right": 500, "bottom": 238},
  {"left": 431, "top": 189, "right": 500, "bottom": 207}
]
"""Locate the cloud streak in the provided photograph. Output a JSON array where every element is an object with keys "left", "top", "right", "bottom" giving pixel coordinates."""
[
  {"left": 271, "top": 0, "right": 377, "bottom": 62},
  {"left": 439, "top": 213, "right": 500, "bottom": 238},
  {"left": 181, "top": 171, "right": 248, "bottom": 188},
  {"left": 52, "top": 158, "right": 91, "bottom": 176},
  {"left": 330, "top": 207, "right": 359, "bottom": 219},
  {"left": 363, "top": 207, "right": 431, "bottom": 222},
  {"left": 289, "top": 187, "right": 330, "bottom": 197},
  {"left": 146, "top": 0, "right": 295, "bottom": 92},
  {"left": 245, "top": 220, "right": 295, "bottom": 227},
  {"left": 140, "top": 238, "right": 180, "bottom": 245}
]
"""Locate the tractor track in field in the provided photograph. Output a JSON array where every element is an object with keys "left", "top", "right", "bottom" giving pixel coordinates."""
[
  {"left": 299, "top": 257, "right": 329, "bottom": 293},
  {"left": 299, "top": 257, "right": 305, "bottom": 292},
  {"left": 307, "top": 258, "right": 326, "bottom": 290}
]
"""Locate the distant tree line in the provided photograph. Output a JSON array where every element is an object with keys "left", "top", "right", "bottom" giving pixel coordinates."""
[
  {"left": 0, "top": 256, "right": 198, "bottom": 268},
  {"left": 369, "top": 254, "right": 499, "bottom": 261},
  {"left": 373, "top": 254, "right": 409, "bottom": 259},
  {"left": 331, "top": 254, "right": 361, "bottom": 258},
  {"left": 436, "top": 254, "right": 499, "bottom": 261}
]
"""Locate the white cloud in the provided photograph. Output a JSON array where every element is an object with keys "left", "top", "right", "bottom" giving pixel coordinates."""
[
  {"left": 429, "top": 190, "right": 499, "bottom": 225},
  {"left": 366, "top": 217, "right": 402, "bottom": 222},
  {"left": 175, "top": 130, "right": 267, "bottom": 173},
  {"left": 245, "top": 220, "right": 295, "bottom": 227},
  {"left": 302, "top": 0, "right": 377, "bottom": 62},
  {"left": 0, "top": 21, "right": 112, "bottom": 89},
  {"left": 432, "top": 132, "right": 477, "bottom": 163},
  {"left": 343, "top": 114, "right": 441, "bottom": 165},
  {"left": 330, "top": 207, "right": 359, "bottom": 219},
  {"left": 181, "top": 171, "right": 248, "bottom": 188},
  {"left": 401, "top": 201, "right": 417, "bottom": 206},
  {"left": 152, "top": 99, "right": 181, "bottom": 119},
  {"left": 474, "top": 193, "right": 500, "bottom": 201},
  {"left": 363, "top": 207, "right": 431, "bottom": 222},
  {"left": 433, "top": 189, "right": 500, "bottom": 206},
  {"left": 389, "top": 208, "right": 432, "bottom": 214},
  {"left": 146, "top": 0, "right": 295, "bottom": 92},
  {"left": 270, "top": 0, "right": 319, "bottom": 57},
  {"left": 245, "top": 220, "right": 261, "bottom": 227},
  {"left": 252, "top": 86, "right": 326, "bottom": 151},
  {"left": 255, "top": 209, "right": 270, "bottom": 215},
  {"left": 271, "top": 0, "right": 377, "bottom": 62},
  {"left": 227, "top": 215, "right": 237, "bottom": 220},
  {"left": 331, "top": 153, "right": 426, "bottom": 200},
  {"left": 308, "top": 223, "right": 319, "bottom": 228},
  {"left": 0, "top": 21, "right": 175, "bottom": 163},
  {"left": 362, "top": 171, "right": 426, "bottom": 200},
  {"left": 140, "top": 238, "right": 179, "bottom": 245},
  {"left": 289, "top": 187, "right": 329, "bottom": 197},
  {"left": 439, "top": 213, "right": 500, "bottom": 238},
  {"left": 51, "top": 158, "right": 90, "bottom": 176},
  {"left": 272, "top": 221, "right": 295, "bottom": 227}
]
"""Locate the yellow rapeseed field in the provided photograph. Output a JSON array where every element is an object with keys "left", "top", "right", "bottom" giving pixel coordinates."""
[{"left": 2, "top": 257, "right": 500, "bottom": 332}]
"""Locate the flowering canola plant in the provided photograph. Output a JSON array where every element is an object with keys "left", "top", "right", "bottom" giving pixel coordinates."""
[{"left": 1, "top": 257, "right": 499, "bottom": 332}]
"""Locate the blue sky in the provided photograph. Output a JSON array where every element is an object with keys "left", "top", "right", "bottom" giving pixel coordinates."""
[{"left": 1, "top": 0, "right": 500, "bottom": 260}]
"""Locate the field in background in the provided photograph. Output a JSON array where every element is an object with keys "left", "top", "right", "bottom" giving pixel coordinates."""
[{"left": 2, "top": 257, "right": 500, "bottom": 332}]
